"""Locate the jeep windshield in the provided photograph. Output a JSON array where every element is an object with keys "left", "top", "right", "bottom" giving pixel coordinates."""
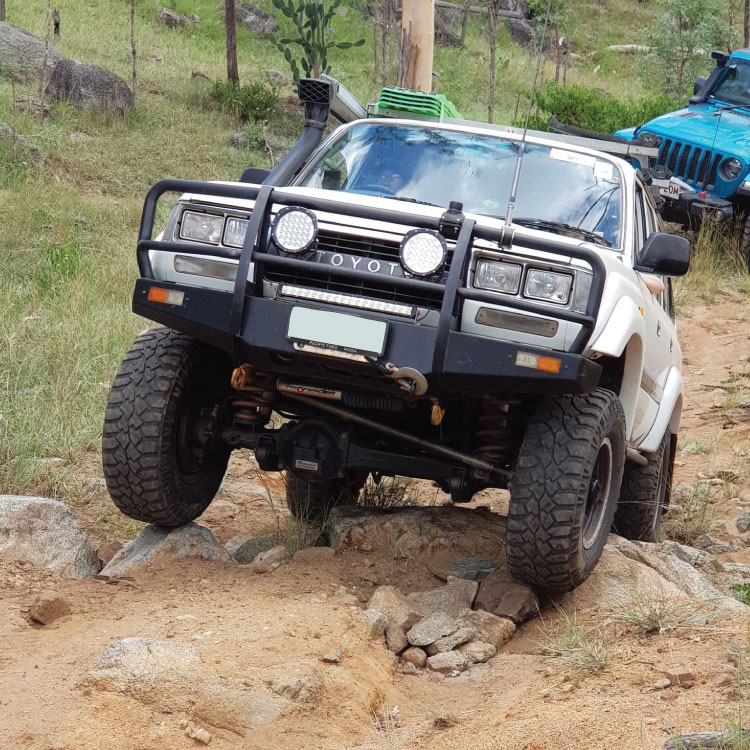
[
  {"left": 296, "top": 122, "right": 623, "bottom": 248},
  {"left": 710, "top": 59, "right": 750, "bottom": 108}
]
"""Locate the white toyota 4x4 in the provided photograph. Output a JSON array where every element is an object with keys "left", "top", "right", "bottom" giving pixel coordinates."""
[{"left": 102, "top": 79, "right": 690, "bottom": 591}]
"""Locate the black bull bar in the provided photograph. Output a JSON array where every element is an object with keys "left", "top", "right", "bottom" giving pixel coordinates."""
[{"left": 136, "top": 179, "right": 607, "bottom": 364}]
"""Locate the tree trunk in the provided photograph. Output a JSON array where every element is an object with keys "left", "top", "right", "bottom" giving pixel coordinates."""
[
  {"left": 554, "top": 25, "right": 561, "bottom": 84},
  {"left": 487, "top": 0, "right": 498, "bottom": 122},
  {"left": 130, "top": 0, "right": 137, "bottom": 107},
  {"left": 460, "top": 0, "right": 471, "bottom": 44},
  {"left": 0, "top": 0, "right": 5, "bottom": 23},
  {"left": 745, "top": 0, "right": 749, "bottom": 48},
  {"left": 399, "top": 0, "right": 434, "bottom": 92},
  {"left": 225, "top": 0, "right": 239, "bottom": 84},
  {"left": 39, "top": 0, "right": 51, "bottom": 120}
]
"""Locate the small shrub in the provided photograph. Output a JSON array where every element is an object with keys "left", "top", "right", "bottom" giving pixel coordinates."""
[
  {"left": 209, "top": 79, "right": 279, "bottom": 124},
  {"left": 359, "top": 477, "right": 412, "bottom": 510},
  {"left": 522, "top": 82, "right": 676, "bottom": 134},
  {"left": 662, "top": 481, "right": 716, "bottom": 545},
  {"left": 612, "top": 591, "right": 710, "bottom": 634},
  {"left": 537, "top": 609, "right": 609, "bottom": 680},
  {"left": 34, "top": 238, "right": 85, "bottom": 295},
  {"left": 731, "top": 583, "right": 750, "bottom": 607}
]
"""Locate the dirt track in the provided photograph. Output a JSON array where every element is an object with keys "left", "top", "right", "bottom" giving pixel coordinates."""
[{"left": 3, "top": 294, "right": 750, "bottom": 750}]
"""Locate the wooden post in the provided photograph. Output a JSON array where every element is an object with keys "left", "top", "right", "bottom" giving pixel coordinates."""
[
  {"left": 399, "top": 0, "right": 434, "bottom": 92},
  {"left": 225, "top": 0, "right": 239, "bottom": 84},
  {"left": 53, "top": 9, "right": 60, "bottom": 37},
  {"left": 130, "top": 0, "right": 137, "bottom": 106},
  {"left": 0, "top": 0, "right": 5, "bottom": 23}
]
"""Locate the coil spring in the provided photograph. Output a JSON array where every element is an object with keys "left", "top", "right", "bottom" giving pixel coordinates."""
[
  {"left": 230, "top": 364, "right": 275, "bottom": 426},
  {"left": 475, "top": 398, "right": 517, "bottom": 465}
]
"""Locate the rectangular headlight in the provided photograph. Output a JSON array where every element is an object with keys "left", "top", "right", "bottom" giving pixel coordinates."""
[
  {"left": 524, "top": 269, "right": 573, "bottom": 305},
  {"left": 474, "top": 260, "right": 522, "bottom": 294},
  {"left": 224, "top": 216, "right": 249, "bottom": 248},
  {"left": 180, "top": 211, "right": 224, "bottom": 245}
]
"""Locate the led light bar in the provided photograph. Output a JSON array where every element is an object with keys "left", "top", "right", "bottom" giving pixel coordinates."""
[{"left": 279, "top": 284, "right": 414, "bottom": 317}]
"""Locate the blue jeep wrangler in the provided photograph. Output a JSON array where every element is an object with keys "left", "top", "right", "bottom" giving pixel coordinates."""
[{"left": 614, "top": 50, "right": 750, "bottom": 265}]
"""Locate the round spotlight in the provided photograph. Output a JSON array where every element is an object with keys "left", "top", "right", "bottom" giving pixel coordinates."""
[
  {"left": 272, "top": 207, "right": 318, "bottom": 254},
  {"left": 635, "top": 131, "right": 661, "bottom": 148},
  {"left": 399, "top": 229, "right": 447, "bottom": 276},
  {"left": 721, "top": 157, "right": 743, "bottom": 181}
]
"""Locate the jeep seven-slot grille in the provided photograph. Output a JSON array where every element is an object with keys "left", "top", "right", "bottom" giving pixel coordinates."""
[
  {"left": 656, "top": 139, "right": 722, "bottom": 187},
  {"left": 264, "top": 228, "right": 451, "bottom": 309}
]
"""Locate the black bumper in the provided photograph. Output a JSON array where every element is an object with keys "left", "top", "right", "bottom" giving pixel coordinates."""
[
  {"left": 660, "top": 190, "right": 734, "bottom": 225},
  {"left": 134, "top": 279, "right": 601, "bottom": 395}
]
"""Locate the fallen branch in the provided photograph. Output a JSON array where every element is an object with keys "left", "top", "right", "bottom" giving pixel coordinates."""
[{"left": 606, "top": 44, "right": 653, "bottom": 53}]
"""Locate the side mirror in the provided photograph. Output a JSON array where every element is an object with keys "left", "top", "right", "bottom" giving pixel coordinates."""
[
  {"left": 239, "top": 167, "right": 271, "bottom": 184},
  {"left": 635, "top": 232, "right": 691, "bottom": 277},
  {"left": 693, "top": 76, "right": 707, "bottom": 95}
]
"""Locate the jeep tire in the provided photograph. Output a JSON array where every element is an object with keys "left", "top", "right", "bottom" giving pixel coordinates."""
[
  {"left": 102, "top": 327, "right": 232, "bottom": 527},
  {"left": 612, "top": 430, "right": 672, "bottom": 542},
  {"left": 286, "top": 471, "right": 368, "bottom": 523},
  {"left": 741, "top": 213, "right": 750, "bottom": 270},
  {"left": 506, "top": 388, "right": 626, "bottom": 591}
]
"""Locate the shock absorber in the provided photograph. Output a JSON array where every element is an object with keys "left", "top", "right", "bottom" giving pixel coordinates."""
[
  {"left": 230, "top": 364, "right": 276, "bottom": 427},
  {"left": 475, "top": 397, "right": 518, "bottom": 466}
]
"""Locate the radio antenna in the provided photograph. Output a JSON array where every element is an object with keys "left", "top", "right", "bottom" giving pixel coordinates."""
[{"left": 504, "top": 0, "right": 554, "bottom": 227}]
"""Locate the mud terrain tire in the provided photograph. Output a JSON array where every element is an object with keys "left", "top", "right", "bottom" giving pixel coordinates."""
[
  {"left": 741, "top": 213, "right": 750, "bottom": 270},
  {"left": 506, "top": 388, "right": 626, "bottom": 591},
  {"left": 102, "top": 327, "right": 232, "bottom": 527},
  {"left": 613, "top": 430, "right": 672, "bottom": 542},
  {"left": 286, "top": 472, "right": 367, "bottom": 523}
]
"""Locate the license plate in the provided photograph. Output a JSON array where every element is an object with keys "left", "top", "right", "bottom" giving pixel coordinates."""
[
  {"left": 287, "top": 307, "right": 387, "bottom": 358},
  {"left": 659, "top": 180, "right": 682, "bottom": 199}
]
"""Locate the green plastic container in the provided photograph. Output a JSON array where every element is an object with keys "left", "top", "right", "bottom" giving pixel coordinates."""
[{"left": 373, "top": 86, "right": 462, "bottom": 121}]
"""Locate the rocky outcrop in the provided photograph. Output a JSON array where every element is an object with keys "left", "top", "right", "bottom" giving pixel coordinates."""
[
  {"left": 157, "top": 7, "right": 188, "bottom": 28},
  {"left": 89, "top": 638, "right": 286, "bottom": 734},
  {"left": 47, "top": 58, "right": 133, "bottom": 113},
  {"left": 0, "top": 496, "right": 99, "bottom": 578},
  {"left": 221, "top": 3, "right": 278, "bottom": 35},
  {"left": 101, "top": 523, "right": 231, "bottom": 577},
  {"left": 0, "top": 21, "right": 64, "bottom": 82}
]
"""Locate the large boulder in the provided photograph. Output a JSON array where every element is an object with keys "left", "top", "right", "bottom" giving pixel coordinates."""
[
  {"left": 157, "top": 7, "right": 188, "bottom": 28},
  {"left": 0, "top": 21, "right": 64, "bottom": 82},
  {"left": 47, "top": 58, "right": 134, "bottom": 113},
  {"left": 101, "top": 523, "right": 232, "bottom": 577},
  {"left": 0, "top": 496, "right": 99, "bottom": 578},
  {"left": 89, "top": 638, "right": 285, "bottom": 734},
  {"left": 221, "top": 3, "right": 278, "bottom": 35}
]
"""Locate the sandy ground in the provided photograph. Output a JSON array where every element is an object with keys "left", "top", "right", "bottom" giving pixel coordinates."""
[{"left": 2, "top": 295, "right": 750, "bottom": 750}]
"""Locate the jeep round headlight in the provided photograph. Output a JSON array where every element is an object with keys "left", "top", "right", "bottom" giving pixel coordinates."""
[
  {"left": 524, "top": 269, "right": 573, "bottom": 305},
  {"left": 272, "top": 207, "right": 318, "bottom": 254},
  {"left": 399, "top": 230, "right": 447, "bottom": 276},
  {"left": 636, "top": 131, "right": 661, "bottom": 148},
  {"left": 721, "top": 157, "right": 743, "bottom": 181}
]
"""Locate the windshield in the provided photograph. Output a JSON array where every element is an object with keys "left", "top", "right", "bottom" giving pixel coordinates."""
[
  {"left": 297, "top": 122, "right": 623, "bottom": 247},
  {"left": 710, "top": 59, "right": 750, "bottom": 107}
]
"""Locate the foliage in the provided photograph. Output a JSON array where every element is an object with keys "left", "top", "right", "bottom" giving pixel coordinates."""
[
  {"left": 523, "top": 82, "right": 675, "bottom": 133},
  {"left": 639, "top": 0, "right": 732, "bottom": 98},
  {"left": 209, "top": 79, "right": 279, "bottom": 123},
  {"left": 270, "top": 0, "right": 364, "bottom": 81},
  {"left": 731, "top": 583, "right": 750, "bottom": 606}
]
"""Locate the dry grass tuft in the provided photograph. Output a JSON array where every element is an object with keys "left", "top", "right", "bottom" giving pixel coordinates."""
[{"left": 537, "top": 609, "right": 609, "bottom": 680}]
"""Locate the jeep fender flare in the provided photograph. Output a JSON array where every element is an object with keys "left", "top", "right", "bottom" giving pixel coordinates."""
[
  {"left": 638, "top": 366, "right": 683, "bottom": 453},
  {"left": 588, "top": 296, "right": 647, "bottom": 440}
]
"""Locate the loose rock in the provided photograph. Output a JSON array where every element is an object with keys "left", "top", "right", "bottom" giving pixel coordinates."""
[
  {"left": 475, "top": 568, "right": 539, "bottom": 624},
  {"left": 666, "top": 667, "right": 696, "bottom": 687},
  {"left": 185, "top": 723, "right": 211, "bottom": 744},
  {"left": 229, "top": 132, "right": 250, "bottom": 150},
  {"left": 425, "top": 627, "right": 475, "bottom": 655},
  {"left": 385, "top": 625, "right": 409, "bottom": 654},
  {"left": 222, "top": 2, "right": 279, "bottom": 35},
  {"left": 47, "top": 59, "right": 134, "bottom": 112},
  {"left": 402, "top": 646, "right": 427, "bottom": 668},
  {"left": 225, "top": 534, "right": 275, "bottom": 564},
  {"left": 100, "top": 523, "right": 231, "bottom": 577},
  {"left": 457, "top": 609, "right": 516, "bottom": 650},
  {"left": 321, "top": 647, "right": 341, "bottom": 664},
  {"left": 359, "top": 609, "right": 387, "bottom": 639},
  {"left": 407, "top": 612, "right": 458, "bottom": 647},
  {"left": 426, "top": 651, "right": 470, "bottom": 674},
  {"left": 456, "top": 641, "right": 496, "bottom": 664},
  {"left": 401, "top": 662, "right": 419, "bottom": 676},
  {"left": 694, "top": 535, "right": 735, "bottom": 555},
  {"left": 368, "top": 586, "right": 426, "bottom": 632},
  {"left": 270, "top": 671, "right": 320, "bottom": 701},
  {"left": 157, "top": 7, "right": 188, "bottom": 28},
  {"left": 97, "top": 541, "right": 123, "bottom": 566},
  {"left": 253, "top": 545, "right": 290, "bottom": 566},
  {"left": 409, "top": 576, "right": 478, "bottom": 617},
  {"left": 737, "top": 511, "right": 750, "bottom": 534},
  {"left": 29, "top": 595, "right": 71, "bottom": 625},
  {"left": 0, "top": 496, "right": 99, "bottom": 578}
]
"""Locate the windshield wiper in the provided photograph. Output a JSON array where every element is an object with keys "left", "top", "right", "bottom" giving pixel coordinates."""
[
  {"left": 392, "top": 195, "right": 440, "bottom": 207},
  {"left": 512, "top": 217, "right": 613, "bottom": 247}
]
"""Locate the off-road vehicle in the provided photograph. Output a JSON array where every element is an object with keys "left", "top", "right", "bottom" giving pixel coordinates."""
[
  {"left": 613, "top": 49, "right": 750, "bottom": 263},
  {"left": 102, "top": 79, "right": 690, "bottom": 591}
]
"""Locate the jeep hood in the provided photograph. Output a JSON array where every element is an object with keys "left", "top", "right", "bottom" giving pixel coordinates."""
[{"left": 638, "top": 105, "right": 750, "bottom": 153}]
